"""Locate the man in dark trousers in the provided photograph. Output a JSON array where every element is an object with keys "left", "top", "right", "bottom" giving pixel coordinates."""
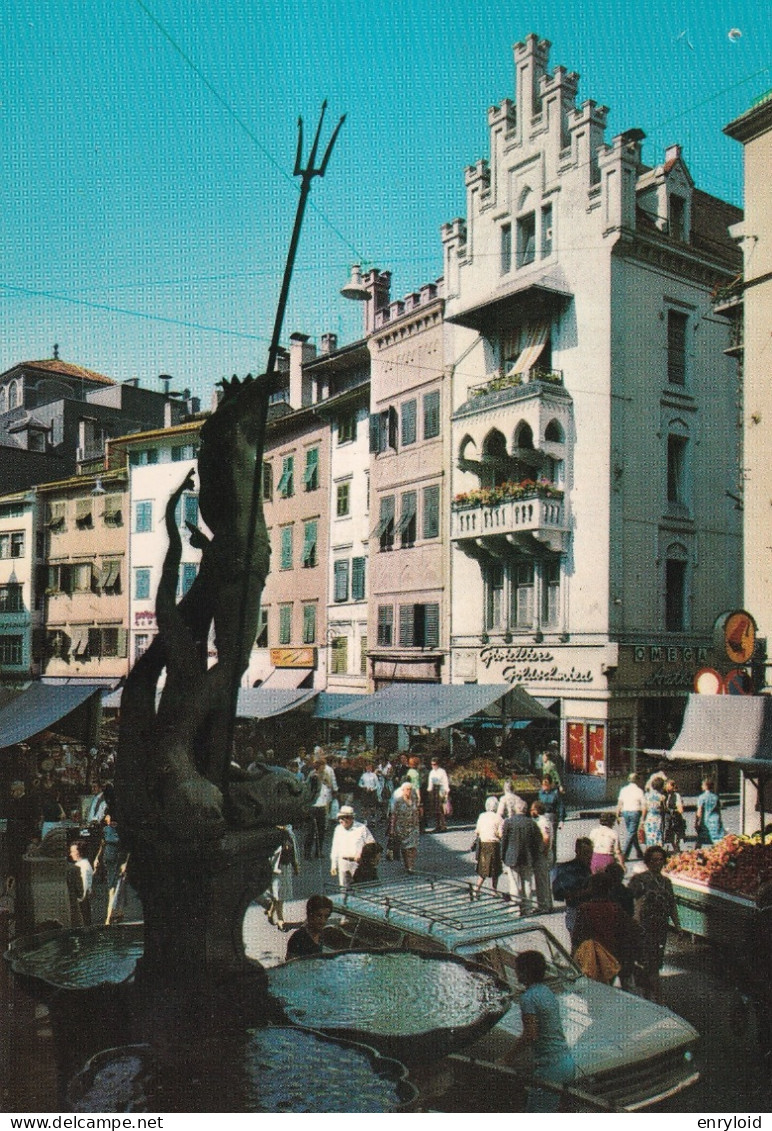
[{"left": 500, "top": 797, "right": 543, "bottom": 911}]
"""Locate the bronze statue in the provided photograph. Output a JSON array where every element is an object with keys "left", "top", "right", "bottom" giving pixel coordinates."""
[{"left": 115, "top": 374, "right": 308, "bottom": 999}]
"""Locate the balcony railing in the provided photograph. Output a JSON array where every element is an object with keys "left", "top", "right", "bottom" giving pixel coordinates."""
[
  {"left": 452, "top": 486, "right": 568, "bottom": 553},
  {"left": 469, "top": 368, "right": 564, "bottom": 400}
]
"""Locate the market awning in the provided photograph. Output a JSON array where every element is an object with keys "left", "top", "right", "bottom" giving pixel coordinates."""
[
  {"left": 313, "top": 692, "right": 370, "bottom": 720},
  {"left": 648, "top": 693, "right": 772, "bottom": 773},
  {"left": 236, "top": 687, "right": 318, "bottom": 719},
  {"left": 0, "top": 683, "right": 103, "bottom": 750},
  {"left": 259, "top": 667, "right": 314, "bottom": 689},
  {"left": 315, "top": 683, "right": 553, "bottom": 729}
]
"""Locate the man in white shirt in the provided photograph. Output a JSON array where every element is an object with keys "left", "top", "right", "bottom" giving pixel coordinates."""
[
  {"left": 329, "top": 805, "right": 375, "bottom": 887},
  {"left": 67, "top": 839, "right": 94, "bottom": 926},
  {"left": 616, "top": 772, "right": 645, "bottom": 861},
  {"left": 427, "top": 758, "right": 451, "bottom": 832}
]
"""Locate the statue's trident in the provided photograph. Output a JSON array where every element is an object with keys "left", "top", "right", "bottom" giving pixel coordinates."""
[{"left": 227, "top": 103, "right": 345, "bottom": 766}]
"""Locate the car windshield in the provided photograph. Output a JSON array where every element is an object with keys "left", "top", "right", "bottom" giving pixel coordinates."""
[{"left": 458, "top": 926, "right": 582, "bottom": 992}]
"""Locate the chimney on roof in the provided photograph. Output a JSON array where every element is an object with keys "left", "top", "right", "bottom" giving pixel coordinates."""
[
  {"left": 321, "top": 333, "right": 338, "bottom": 355},
  {"left": 289, "top": 333, "right": 316, "bottom": 408},
  {"left": 665, "top": 144, "right": 682, "bottom": 166},
  {"left": 53, "top": 343, "right": 59, "bottom": 360}
]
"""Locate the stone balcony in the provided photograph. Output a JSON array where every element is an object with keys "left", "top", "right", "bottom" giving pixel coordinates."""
[{"left": 451, "top": 491, "right": 568, "bottom": 553}]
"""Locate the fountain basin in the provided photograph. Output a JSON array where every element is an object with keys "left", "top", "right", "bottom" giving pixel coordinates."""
[
  {"left": 67, "top": 1028, "right": 417, "bottom": 1113},
  {"left": 266, "top": 949, "right": 513, "bottom": 1064},
  {"left": 5, "top": 924, "right": 144, "bottom": 991}
]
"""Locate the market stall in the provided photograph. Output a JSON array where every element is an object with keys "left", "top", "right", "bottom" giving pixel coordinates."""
[{"left": 649, "top": 693, "right": 772, "bottom": 939}]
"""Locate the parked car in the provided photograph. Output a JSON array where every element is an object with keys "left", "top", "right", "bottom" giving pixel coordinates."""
[{"left": 324, "top": 874, "right": 699, "bottom": 1112}]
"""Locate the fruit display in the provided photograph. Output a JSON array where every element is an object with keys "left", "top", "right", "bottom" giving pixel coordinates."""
[{"left": 665, "top": 833, "right": 772, "bottom": 898}]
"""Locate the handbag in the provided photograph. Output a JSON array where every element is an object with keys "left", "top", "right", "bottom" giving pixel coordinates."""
[{"left": 443, "top": 798, "right": 453, "bottom": 817}]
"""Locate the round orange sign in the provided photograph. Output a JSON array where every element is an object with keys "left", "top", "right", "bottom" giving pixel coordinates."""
[{"left": 724, "top": 611, "right": 756, "bottom": 664}]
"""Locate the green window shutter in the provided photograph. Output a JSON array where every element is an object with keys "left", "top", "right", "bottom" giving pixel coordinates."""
[
  {"left": 351, "top": 557, "right": 366, "bottom": 601},
  {"left": 422, "top": 485, "right": 440, "bottom": 539},
  {"left": 334, "top": 560, "right": 349, "bottom": 602},
  {"left": 302, "top": 521, "right": 317, "bottom": 567},
  {"left": 399, "top": 604, "right": 414, "bottom": 647},
  {"left": 280, "top": 527, "right": 293, "bottom": 570},
  {"left": 401, "top": 399, "right": 417, "bottom": 446},
  {"left": 302, "top": 604, "right": 316, "bottom": 644},
  {"left": 423, "top": 390, "right": 440, "bottom": 439},
  {"left": 304, "top": 448, "right": 319, "bottom": 490}
]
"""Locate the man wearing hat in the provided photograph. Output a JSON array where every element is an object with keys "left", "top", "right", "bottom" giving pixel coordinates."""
[{"left": 329, "top": 805, "right": 374, "bottom": 888}]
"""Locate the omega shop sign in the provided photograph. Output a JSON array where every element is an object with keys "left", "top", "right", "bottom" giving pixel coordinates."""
[{"left": 618, "top": 644, "right": 714, "bottom": 691}]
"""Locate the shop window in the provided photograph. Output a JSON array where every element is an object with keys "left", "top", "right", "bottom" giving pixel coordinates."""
[
  {"left": 567, "top": 722, "right": 606, "bottom": 776},
  {"left": 135, "top": 634, "right": 150, "bottom": 661}
]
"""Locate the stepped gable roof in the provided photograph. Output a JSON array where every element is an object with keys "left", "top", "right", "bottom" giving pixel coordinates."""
[{"left": 1, "top": 358, "right": 116, "bottom": 386}]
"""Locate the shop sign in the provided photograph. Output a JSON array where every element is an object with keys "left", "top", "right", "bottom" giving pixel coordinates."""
[
  {"left": 270, "top": 647, "right": 316, "bottom": 669},
  {"left": 480, "top": 644, "right": 596, "bottom": 687},
  {"left": 622, "top": 644, "right": 711, "bottom": 691},
  {"left": 135, "top": 610, "right": 157, "bottom": 628}
]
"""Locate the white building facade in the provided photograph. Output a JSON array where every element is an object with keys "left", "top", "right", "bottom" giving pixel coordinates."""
[{"left": 443, "top": 34, "right": 743, "bottom": 800}]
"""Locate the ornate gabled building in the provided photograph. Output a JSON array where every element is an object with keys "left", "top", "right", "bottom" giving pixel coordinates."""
[{"left": 442, "top": 34, "right": 743, "bottom": 799}]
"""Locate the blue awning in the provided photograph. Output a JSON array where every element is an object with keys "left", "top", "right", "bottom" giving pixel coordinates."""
[
  {"left": 313, "top": 692, "right": 370, "bottom": 720},
  {"left": 0, "top": 683, "right": 103, "bottom": 749},
  {"left": 236, "top": 687, "right": 318, "bottom": 719},
  {"left": 314, "top": 683, "right": 552, "bottom": 729}
]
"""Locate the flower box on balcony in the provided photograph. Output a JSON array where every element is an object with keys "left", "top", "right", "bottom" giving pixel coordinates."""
[
  {"left": 469, "top": 369, "right": 563, "bottom": 399},
  {"left": 452, "top": 479, "right": 564, "bottom": 510}
]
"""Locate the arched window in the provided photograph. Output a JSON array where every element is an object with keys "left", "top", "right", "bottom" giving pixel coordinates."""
[
  {"left": 0, "top": 386, "right": 7, "bottom": 413},
  {"left": 513, "top": 422, "right": 534, "bottom": 450},
  {"left": 8, "top": 381, "right": 19, "bottom": 410},
  {"left": 544, "top": 419, "right": 564, "bottom": 443},
  {"left": 481, "top": 429, "right": 508, "bottom": 489}
]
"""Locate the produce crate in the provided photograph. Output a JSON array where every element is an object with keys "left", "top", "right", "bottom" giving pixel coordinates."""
[{"left": 669, "top": 874, "right": 757, "bottom": 946}]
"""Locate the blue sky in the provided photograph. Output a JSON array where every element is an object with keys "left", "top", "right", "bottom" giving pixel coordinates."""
[{"left": 1, "top": 0, "right": 769, "bottom": 404}]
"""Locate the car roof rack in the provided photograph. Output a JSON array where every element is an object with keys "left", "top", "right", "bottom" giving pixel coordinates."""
[{"left": 329, "top": 872, "right": 538, "bottom": 947}]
